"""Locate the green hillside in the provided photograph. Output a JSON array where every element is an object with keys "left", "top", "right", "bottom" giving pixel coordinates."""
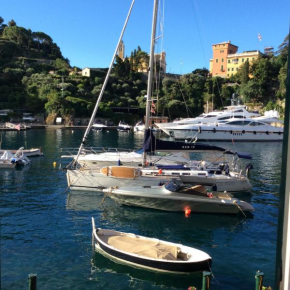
[{"left": 0, "top": 16, "right": 288, "bottom": 124}]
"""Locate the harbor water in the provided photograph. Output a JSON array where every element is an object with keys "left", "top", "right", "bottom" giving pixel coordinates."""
[{"left": 0, "top": 128, "right": 281, "bottom": 289}]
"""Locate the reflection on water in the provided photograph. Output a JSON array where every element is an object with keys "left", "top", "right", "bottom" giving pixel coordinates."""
[{"left": 0, "top": 130, "right": 282, "bottom": 289}]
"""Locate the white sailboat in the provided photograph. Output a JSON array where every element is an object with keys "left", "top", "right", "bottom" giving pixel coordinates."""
[
  {"left": 65, "top": 0, "right": 252, "bottom": 199},
  {"left": 96, "top": 0, "right": 253, "bottom": 213},
  {"left": 66, "top": 1, "right": 174, "bottom": 190}
]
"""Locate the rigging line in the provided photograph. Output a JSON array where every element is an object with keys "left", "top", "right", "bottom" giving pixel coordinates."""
[
  {"left": 175, "top": 74, "right": 191, "bottom": 118},
  {"left": 189, "top": 0, "right": 208, "bottom": 68}
]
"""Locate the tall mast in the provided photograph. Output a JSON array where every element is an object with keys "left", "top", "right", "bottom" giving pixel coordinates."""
[
  {"left": 73, "top": 0, "right": 135, "bottom": 166},
  {"left": 143, "top": 0, "right": 159, "bottom": 165}
]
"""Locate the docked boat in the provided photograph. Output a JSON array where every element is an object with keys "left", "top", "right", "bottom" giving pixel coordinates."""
[
  {"left": 156, "top": 93, "right": 280, "bottom": 131},
  {"left": 134, "top": 121, "right": 145, "bottom": 132},
  {"left": 117, "top": 121, "right": 131, "bottom": 131},
  {"left": 161, "top": 118, "right": 283, "bottom": 141},
  {"left": 0, "top": 147, "right": 43, "bottom": 157},
  {"left": 10, "top": 147, "right": 32, "bottom": 166},
  {"left": 103, "top": 179, "right": 254, "bottom": 214},
  {"left": 66, "top": 166, "right": 170, "bottom": 191},
  {"left": 92, "top": 122, "right": 107, "bottom": 131},
  {"left": 0, "top": 151, "right": 16, "bottom": 169},
  {"left": 0, "top": 147, "right": 31, "bottom": 167},
  {"left": 68, "top": 149, "right": 190, "bottom": 167},
  {"left": 92, "top": 218, "right": 212, "bottom": 273}
]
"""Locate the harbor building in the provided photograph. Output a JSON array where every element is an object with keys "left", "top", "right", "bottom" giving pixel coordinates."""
[{"left": 209, "top": 41, "right": 262, "bottom": 78}]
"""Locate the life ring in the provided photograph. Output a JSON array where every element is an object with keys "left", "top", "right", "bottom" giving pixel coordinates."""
[
  {"left": 134, "top": 169, "right": 141, "bottom": 177},
  {"left": 158, "top": 169, "right": 162, "bottom": 175}
]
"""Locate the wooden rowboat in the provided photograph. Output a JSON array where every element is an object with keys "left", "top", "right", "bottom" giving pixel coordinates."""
[{"left": 92, "top": 218, "right": 211, "bottom": 273}]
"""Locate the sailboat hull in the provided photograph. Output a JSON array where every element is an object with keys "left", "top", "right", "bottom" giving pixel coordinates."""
[{"left": 66, "top": 169, "right": 170, "bottom": 191}]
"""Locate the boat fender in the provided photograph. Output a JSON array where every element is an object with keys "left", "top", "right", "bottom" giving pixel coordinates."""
[
  {"left": 278, "top": 131, "right": 282, "bottom": 135},
  {"left": 266, "top": 131, "right": 269, "bottom": 135},
  {"left": 242, "top": 130, "right": 245, "bottom": 134},
  {"left": 253, "top": 131, "right": 256, "bottom": 135},
  {"left": 198, "top": 126, "right": 202, "bottom": 133},
  {"left": 230, "top": 130, "right": 233, "bottom": 134},
  {"left": 206, "top": 189, "right": 213, "bottom": 198},
  {"left": 158, "top": 169, "right": 162, "bottom": 175},
  {"left": 213, "top": 128, "right": 216, "bottom": 133},
  {"left": 224, "top": 164, "right": 230, "bottom": 175},
  {"left": 245, "top": 163, "right": 253, "bottom": 177}
]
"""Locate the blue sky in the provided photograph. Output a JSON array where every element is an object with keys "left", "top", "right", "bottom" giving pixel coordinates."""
[{"left": 1, "top": 0, "right": 289, "bottom": 74}]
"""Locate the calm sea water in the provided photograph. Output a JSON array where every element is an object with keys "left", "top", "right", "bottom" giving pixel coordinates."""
[{"left": 0, "top": 128, "right": 282, "bottom": 289}]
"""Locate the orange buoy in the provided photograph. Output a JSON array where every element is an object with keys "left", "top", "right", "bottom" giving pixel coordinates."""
[
  {"left": 185, "top": 209, "right": 191, "bottom": 216},
  {"left": 158, "top": 169, "right": 162, "bottom": 175}
]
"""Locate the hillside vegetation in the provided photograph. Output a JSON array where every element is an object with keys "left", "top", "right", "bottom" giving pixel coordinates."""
[{"left": 0, "top": 16, "right": 288, "bottom": 124}]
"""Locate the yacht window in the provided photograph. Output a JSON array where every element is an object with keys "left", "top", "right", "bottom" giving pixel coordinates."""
[
  {"left": 204, "top": 114, "right": 216, "bottom": 118},
  {"left": 233, "top": 115, "right": 246, "bottom": 119},
  {"left": 227, "top": 120, "right": 251, "bottom": 125},
  {"left": 233, "top": 109, "right": 244, "bottom": 113},
  {"left": 249, "top": 121, "right": 264, "bottom": 126},
  {"left": 217, "top": 116, "right": 231, "bottom": 120}
]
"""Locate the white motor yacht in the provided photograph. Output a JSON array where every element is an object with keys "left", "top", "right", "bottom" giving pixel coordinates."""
[{"left": 161, "top": 118, "right": 283, "bottom": 141}]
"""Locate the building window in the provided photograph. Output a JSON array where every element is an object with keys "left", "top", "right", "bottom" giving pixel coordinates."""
[
  {"left": 236, "top": 68, "right": 239, "bottom": 71},
  {"left": 221, "top": 58, "right": 224, "bottom": 62},
  {"left": 228, "top": 68, "right": 230, "bottom": 71},
  {"left": 228, "top": 60, "right": 231, "bottom": 63},
  {"left": 242, "top": 58, "right": 244, "bottom": 62},
  {"left": 221, "top": 65, "right": 224, "bottom": 71},
  {"left": 220, "top": 50, "right": 224, "bottom": 53},
  {"left": 227, "top": 74, "right": 229, "bottom": 77},
  {"left": 232, "top": 68, "right": 234, "bottom": 71},
  {"left": 252, "top": 58, "right": 255, "bottom": 60},
  {"left": 216, "top": 59, "right": 218, "bottom": 63}
]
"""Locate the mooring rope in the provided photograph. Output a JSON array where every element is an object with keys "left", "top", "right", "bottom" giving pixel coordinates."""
[{"left": 233, "top": 200, "right": 246, "bottom": 218}]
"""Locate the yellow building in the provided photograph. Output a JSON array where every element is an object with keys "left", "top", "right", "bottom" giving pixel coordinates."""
[
  {"left": 209, "top": 41, "right": 262, "bottom": 78},
  {"left": 117, "top": 40, "right": 125, "bottom": 60}
]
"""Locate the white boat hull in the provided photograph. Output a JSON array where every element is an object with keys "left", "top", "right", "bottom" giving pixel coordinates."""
[
  {"left": 163, "top": 127, "right": 283, "bottom": 141},
  {"left": 66, "top": 169, "right": 170, "bottom": 191}
]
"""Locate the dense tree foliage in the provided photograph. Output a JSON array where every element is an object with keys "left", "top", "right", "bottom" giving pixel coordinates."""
[{"left": 0, "top": 16, "right": 288, "bottom": 124}]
